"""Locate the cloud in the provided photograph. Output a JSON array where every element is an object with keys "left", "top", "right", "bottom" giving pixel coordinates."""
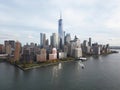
[
  {"left": 28, "top": 34, "right": 34, "bottom": 39},
  {"left": 0, "top": 29, "right": 20, "bottom": 40},
  {"left": 104, "top": 9, "right": 120, "bottom": 29},
  {"left": 0, "top": 0, "right": 120, "bottom": 46}
]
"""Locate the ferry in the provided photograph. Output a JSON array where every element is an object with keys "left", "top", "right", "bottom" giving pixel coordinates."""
[{"left": 78, "top": 57, "right": 87, "bottom": 61}]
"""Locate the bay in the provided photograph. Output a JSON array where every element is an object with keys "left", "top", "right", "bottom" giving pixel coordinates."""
[{"left": 0, "top": 50, "right": 120, "bottom": 90}]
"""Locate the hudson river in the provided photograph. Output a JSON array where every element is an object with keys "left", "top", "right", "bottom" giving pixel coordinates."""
[{"left": 0, "top": 50, "right": 120, "bottom": 90}]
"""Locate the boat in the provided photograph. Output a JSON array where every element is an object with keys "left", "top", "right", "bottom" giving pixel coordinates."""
[
  {"left": 78, "top": 57, "right": 87, "bottom": 61},
  {"left": 79, "top": 62, "right": 85, "bottom": 69}
]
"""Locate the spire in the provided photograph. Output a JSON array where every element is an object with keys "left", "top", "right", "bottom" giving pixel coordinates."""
[{"left": 60, "top": 11, "right": 62, "bottom": 19}]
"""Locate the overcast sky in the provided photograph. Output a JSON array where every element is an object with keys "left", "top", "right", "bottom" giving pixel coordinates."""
[{"left": 0, "top": 0, "right": 120, "bottom": 46}]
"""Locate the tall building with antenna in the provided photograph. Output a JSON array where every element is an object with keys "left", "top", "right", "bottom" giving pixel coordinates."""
[{"left": 58, "top": 13, "right": 64, "bottom": 50}]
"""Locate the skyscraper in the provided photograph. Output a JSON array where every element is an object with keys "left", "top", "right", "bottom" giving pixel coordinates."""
[
  {"left": 14, "top": 41, "right": 21, "bottom": 62},
  {"left": 4, "top": 40, "right": 15, "bottom": 55},
  {"left": 70, "top": 36, "right": 82, "bottom": 57},
  {"left": 65, "top": 33, "right": 71, "bottom": 45},
  {"left": 58, "top": 14, "right": 64, "bottom": 50},
  {"left": 40, "top": 33, "right": 46, "bottom": 48},
  {"left": 50, "top": 33, "right": 58, "bottom": 49},
  {"left": 83, "top": 40, "right": 88, "bottom": 47},
  {"left": 88, "top": 37, "right": 92, "bottom": 46}
]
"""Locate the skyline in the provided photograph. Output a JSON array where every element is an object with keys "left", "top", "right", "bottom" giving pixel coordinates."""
[{"left": 0, "top": 0, "right": 120, "bottom": 46}]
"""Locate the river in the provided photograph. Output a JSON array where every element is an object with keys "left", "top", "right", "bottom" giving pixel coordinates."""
[{"left": 0, "top": 50, "right": 120, "bottom": 90}]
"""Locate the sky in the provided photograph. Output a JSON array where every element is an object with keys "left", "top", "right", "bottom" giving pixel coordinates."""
[{"left": 0, "top": 0, "right": 120, "bottom": 46}]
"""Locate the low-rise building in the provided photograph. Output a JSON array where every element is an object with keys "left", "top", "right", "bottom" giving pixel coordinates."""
[
  {"left": 37, "top": 48, "right": 47, "bottom": 62},
  {"left": 58, "top": 52, "right": 67, "bottom": 59},
  {"left": 37, "top": 54, "right": 46, "bottom": 62},
  {"left": 49, "top": 48, "right": 57, "bottom": 60},
  {"left": 49, "top": 54, "right": 57, "bottom": 60}
]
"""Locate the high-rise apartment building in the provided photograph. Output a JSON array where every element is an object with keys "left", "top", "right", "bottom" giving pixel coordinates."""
[
  {"left": 0, "top": 44, "right": 5, "bottom": 54},
  {"left": 14, "top": 41, "right": 21, "bottom": 61},
  {"left": 4, "top": 40, "right": 15, "bottom": 55},
  {"left": 4, "top": 40, "right": 15, "bottom": 49},
  {"left": 5, "top": 44, "right": 12, "bottom": 55},
  {"left": 70, "top": 36, "right": 82, "bottom": 57}
]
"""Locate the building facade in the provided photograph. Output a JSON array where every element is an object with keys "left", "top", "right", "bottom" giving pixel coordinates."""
[
  {"left": 88, "top": 37, "right": 92, "bottom": 46},
  {"left": 50, "top": 33, "right": 58, "bottom": 49},
  {"left": 65, "top": 33, "right": 71, "bottom": 45},
  {"left": 40, "top": 33, "right": 46, "bottom": 48},
  {"left": 70, "top": 36, "right": 82, "bottom": 57},
  {"left": 58, "top": 15, "right": 64, "bottom": 50},
  {"left": 14, "top": 41, "right": 21, "bottom": 62},
  {"left": 37, "top": 48, "right": 46, "bottom": 62},
  {"left": 49, "top": 48, "right": 57, "bottom": 60}
]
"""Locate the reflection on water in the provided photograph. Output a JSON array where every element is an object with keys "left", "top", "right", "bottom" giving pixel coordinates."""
[
  {"left": 92, "top": 55, "right": 99, "bottom": 59},
  {"left": 58, "top": 63, "right": 62, "bottom": 70},
  {"left": 76, "top": 61, "right": 82, "bottom": 71},
  {"left": 77, "top": 61, "right": 85, "bottom": 69},
  {"left": 0, "top": 50, "right": 120, "bottom": 90},
  {"left": 90, "top": 55, "right": 104, "bottom": 62},
  {"left": 51, "top": 63, "right": 63, "bottom": 82},
  {"left": 13, "top": 67, "right": 21, "bottom": 81},
  {"left": 99, "top": 56, "right": 104, "bottom": 62}
]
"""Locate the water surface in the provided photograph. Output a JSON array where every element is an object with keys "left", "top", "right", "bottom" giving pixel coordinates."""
[{"left": 0, "top": 50, "right": 120, "bottom": 90}]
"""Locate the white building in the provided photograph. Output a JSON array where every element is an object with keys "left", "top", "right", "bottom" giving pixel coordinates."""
[
  {"left": 58, "top": 52, "right": 67, "bottom": 59},
  {"left": 5, "top": 44, "right": 12, "bottom": 55},
  {"left": 75, "top": 48, "right": 82, "bottom": 58},
  {"left": 49, "top": 48, "right": 57, "bottom": 60},
  {"left": 70, "top": 36, "right": 82, "bottom": 57}
]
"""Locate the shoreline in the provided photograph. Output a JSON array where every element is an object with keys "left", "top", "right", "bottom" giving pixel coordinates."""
[
  {"left": 16, "top": 58, "right": 75, "bottom": 71},
  {"left": 0, "top": 51, "right": 118, "bottom": 71},
  {"left": 17, "top": 51, "right": 115, "bottom": 71},
  {"left": 16, "top": 62, "right": 59, "bottom": 70}
]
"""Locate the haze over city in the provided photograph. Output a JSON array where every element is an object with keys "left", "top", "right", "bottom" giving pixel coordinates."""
[{"left": 0, "top": 0, "right": 120, "bottom": 46}]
